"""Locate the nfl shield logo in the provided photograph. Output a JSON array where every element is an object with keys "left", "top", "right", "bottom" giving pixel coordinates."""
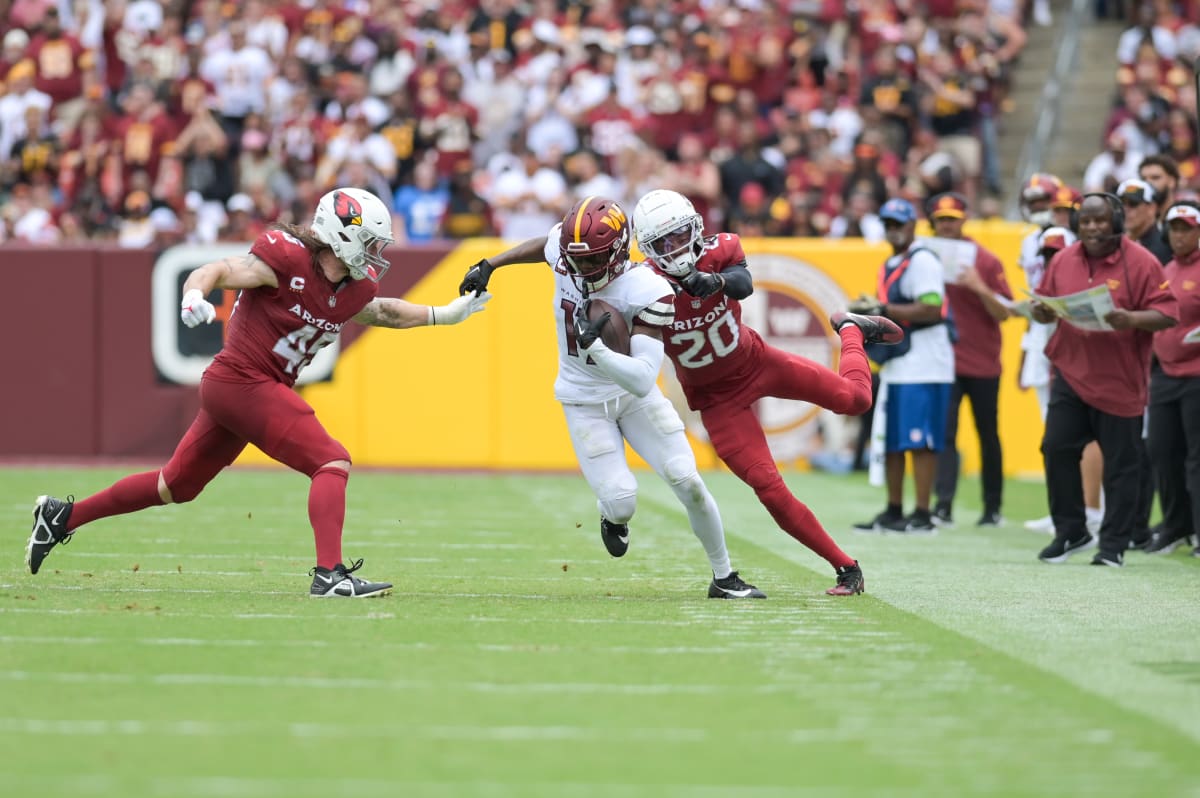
[{"left": 328, "top": 295, "right": 337, "bottom": 308}]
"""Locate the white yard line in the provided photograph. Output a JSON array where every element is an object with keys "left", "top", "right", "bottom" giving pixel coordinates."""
[{"left": 0, "top": 670, "right": 798, "bottom": 696}]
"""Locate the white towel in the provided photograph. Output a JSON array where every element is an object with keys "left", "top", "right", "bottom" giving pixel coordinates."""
[{"left": 868, "top": 379, "right": 889, "bottom": 487}]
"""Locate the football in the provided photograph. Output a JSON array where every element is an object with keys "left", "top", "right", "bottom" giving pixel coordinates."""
[{"left": 587, "top": 299, "right": 631, "bottom": 355}]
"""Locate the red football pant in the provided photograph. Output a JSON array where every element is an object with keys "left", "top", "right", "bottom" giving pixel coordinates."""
[
  {"left": 697, "top": 328, "right": 872, "bottom": 569},
  {"left": 71, "top": 377, "right": 351, "bottom": 566}
]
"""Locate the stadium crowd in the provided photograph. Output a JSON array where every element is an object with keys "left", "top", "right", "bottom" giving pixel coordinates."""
[{"left": 0, "top": 0, "right": 1043, "bottom": 248}]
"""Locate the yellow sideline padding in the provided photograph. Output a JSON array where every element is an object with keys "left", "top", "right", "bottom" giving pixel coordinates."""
[{"left": 237, "top": 223, "right": 1047, "bottom": 477}]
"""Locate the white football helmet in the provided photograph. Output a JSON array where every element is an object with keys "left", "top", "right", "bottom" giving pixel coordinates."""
[
  {"left": 632, "top": 189, "right": 704, "bottom": 277},
  {"left": 311, "top": 187, "right": 394, "bottom": 281}
]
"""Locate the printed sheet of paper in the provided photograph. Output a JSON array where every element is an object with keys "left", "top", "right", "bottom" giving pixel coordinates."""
[
  {"left": 1028, "top": 284, "right": 1115, "bottom": 331},
  {"left": 917, "top": 237, "right": 978, "bottom": 283}
]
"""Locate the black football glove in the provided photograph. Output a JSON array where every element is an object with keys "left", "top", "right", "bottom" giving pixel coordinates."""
[
  {"left": 847, "top": 294, "right": 885, "bottom": 316},
  {"left": 679, "top": 269, "right": 725, "bottom": 298},
  {"left": 458, "top": 258, "right": 495, "bottom": 296},
  {"left": 573, "top": 301, "right": 611, "bottom": 350}
]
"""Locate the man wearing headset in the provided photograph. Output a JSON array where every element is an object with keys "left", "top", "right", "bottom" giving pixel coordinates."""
[{"left": 1032, "top": 193, "right": 1177, "bottom": 567}]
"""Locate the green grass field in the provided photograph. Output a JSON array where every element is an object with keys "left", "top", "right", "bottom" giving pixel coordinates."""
[{"left": 2, "top": 466, "right": 1198, "bottom": 798}]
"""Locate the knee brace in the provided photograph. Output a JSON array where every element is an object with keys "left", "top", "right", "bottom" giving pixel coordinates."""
[{"left": 597, "top": 472, "right": 638, "bottom": 524}]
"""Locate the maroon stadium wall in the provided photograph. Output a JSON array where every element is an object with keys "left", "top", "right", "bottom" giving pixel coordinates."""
[{"left": 0, "top": 244, "right": 451, "bottom": 459}]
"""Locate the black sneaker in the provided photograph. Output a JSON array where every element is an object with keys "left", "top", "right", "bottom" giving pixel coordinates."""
[
  {"left": 1143, "top": 528, "right": 1195, "bottom": 555},
  {"left": 977, "top": 510, "right": 1004, "bottom": 527},
  {"left": 26, "top": 495, "right": 74, "bottom": 575},
  {"left": 600, "top": 517, "right": 629, "bottom": 557},
  {"left": 932, "top": 503, "right": 955, "bottom": 528},
  {"left": 895, "top": 510, "right": 937, "bottom": 535},
  {"left": 1038, "top": 531, "right": 1096, "bottom": 564},
  {"left": 309, "top": 559, "right": 392, "bottom": 598},
  {"left": 853, "top": 509, "right": 904, "bottom": 533},
  {"left": 1091, "top": 551, "right": 1124, "bottom": 568},
  {"left": 830, "top": 311, "right": 904, "bottom": 345},
  {"left": 708, "top": 571, "right": 767, "bottom": 599},
  {"left": 1128, "top": 529, "right": 1153, "bottom": 551},
  {"left": 1193, "top": 545, "right": 1200, "bottom": 558},
  {"left": 826, "top": 561, "right": 864, "bottom": 595}
]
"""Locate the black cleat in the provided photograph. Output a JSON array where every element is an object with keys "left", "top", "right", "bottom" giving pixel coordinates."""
[
  {"left": 1038, "top": 531, "right": 1096, "bottom": 564},
  {"left": 896, "top": 509, "right": 937, "bottom": 535},
  {"left": 831, "top": 311, "right": 904, "bottom": 345},
  {"left": 827, "top": 561, "right": 864, "bottom": 595},
  {"left": 309, "top": 559, "right": 392, "bottom": 598},
  {"left": 976, "top": 510, "right": 1004, "bottom": 527},
  {"left": 932, "top": 502, "right": 955, "bottom": 528},
  {"left": 853, "top": 508, "right": 904, "bottom": 533},
  {"left": 1143, "top": 528, "right": 1195, "bottom": 555},
  {"left": 27, "top": 495, "right": 74, "bottom": 574},
  {"left": 1091, "top": 551, "right": 1124, "bottom": 568},
  {"left": 600, "top": 517, "right": 629, "bottom": 557},
  {"left": 708, "top": 571, "right": 766, "bottom": 599}
]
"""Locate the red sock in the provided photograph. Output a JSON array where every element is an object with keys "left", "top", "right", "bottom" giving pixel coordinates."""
[
  {"left": 837, "top": 326, "right": 874, "bottom": 413},
  {"left": 309, "top": 467, "right": 348, "bottom": 570},
  {"left": 69, "top": 471, "right": 166, "bottom": 532}
]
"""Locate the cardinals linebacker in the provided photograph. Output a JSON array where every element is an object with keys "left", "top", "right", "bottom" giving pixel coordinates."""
[{"left": 27, "top": 188, "right": 490, "bottom": 597}]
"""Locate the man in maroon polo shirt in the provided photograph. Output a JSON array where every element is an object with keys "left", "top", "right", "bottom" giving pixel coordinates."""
[
  {"left": 1032, "top": 193, "right": 1178, "bottom": 567},
  {"left": 928, "top": 193, "right": 1014, "bottom": 527}
]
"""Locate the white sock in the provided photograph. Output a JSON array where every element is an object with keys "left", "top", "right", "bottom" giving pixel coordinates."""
[{"left": 673, "top": 483, "right": 732, "bottom": 578}]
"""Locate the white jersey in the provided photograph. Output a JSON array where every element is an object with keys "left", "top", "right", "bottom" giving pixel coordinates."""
[
  {"left": 880, "top": 245, "right": 955, "bottom": 385},
  {"left": 543, "top": 226, "right": 675, "bottom": 404},
  {"left": 1018, "top": 227, "right": 1046, "bottom": 291}
]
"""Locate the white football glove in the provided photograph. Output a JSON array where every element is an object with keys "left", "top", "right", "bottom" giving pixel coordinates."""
[
  {"left": 180, "top": 289, "right": 216, "bottom": 328},
  {"left": 429, "top": 291, "right": 492, "bottom": 325}
]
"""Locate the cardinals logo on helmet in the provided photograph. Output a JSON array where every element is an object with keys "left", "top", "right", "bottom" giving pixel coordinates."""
[{"left": 332, "top": 191, "right": 363, "bottom": 227}]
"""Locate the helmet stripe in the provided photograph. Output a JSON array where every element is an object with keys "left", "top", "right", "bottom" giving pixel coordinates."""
[{"left": 573, "top": 196, "right": 596, "bottom": 243}]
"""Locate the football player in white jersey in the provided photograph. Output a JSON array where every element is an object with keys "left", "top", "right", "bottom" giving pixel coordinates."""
[{"left": 459, "top": 196, "right": 765, "bottom": 599}]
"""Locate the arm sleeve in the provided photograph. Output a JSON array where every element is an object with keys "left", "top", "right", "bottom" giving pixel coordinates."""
[
  {"left": 583, "top": 334, "right": 665, "bottom": 398},
  {"left": 719, "top": 263, "right": 753, "bottom": 299}
]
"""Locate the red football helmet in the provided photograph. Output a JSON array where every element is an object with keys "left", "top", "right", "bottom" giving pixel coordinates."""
[
  {"left": 559, "top": 196, "right": 630, "bottom": 293},
  {"left": 1019, "top": 172, "right": 1063, "bottom": 227}
]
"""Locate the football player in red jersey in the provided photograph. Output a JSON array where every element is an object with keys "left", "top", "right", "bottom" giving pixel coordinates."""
[
  {"left": 630, "top": 189, "right": 903, "bottom": 596},
  {"left": 26, "top": 188, "right": 490, "bottom": 597}
]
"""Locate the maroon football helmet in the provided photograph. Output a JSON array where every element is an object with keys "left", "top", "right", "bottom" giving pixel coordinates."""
[{"left": 558, "top": 196, "right": 630, "bottom": 293}]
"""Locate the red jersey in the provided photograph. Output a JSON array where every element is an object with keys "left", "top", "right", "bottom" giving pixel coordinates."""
[
  {"left": 945, "top": 239, "right": 1012, "bottom": 378},
  {"left": 1041, "top": 239, "right": 1178, "bottom": 417},
  {"left": 1153, "top": 249, "right": 1200, "bottom": 378},
  {"left": 207, "top": 231, "right": 378, "bottom": 387},
  {"left": 652, "top": 233, "right": 765, "bottom": 402}
]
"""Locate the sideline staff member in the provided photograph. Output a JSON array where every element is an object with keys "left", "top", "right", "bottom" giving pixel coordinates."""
[{"left": 1032, "top": 193, "right": 1177, "bottom": 568}]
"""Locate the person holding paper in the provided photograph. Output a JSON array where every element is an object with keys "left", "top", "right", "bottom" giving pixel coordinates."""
[
  {"left": 1031, "top": 193, "right": 1178, "bottom": 567},
  {"left": 925, "top": 193, "right": 1013, "bottom": 528},
  {"left": 1145, "top": 201, "right": 1200, "bottom": 557}
]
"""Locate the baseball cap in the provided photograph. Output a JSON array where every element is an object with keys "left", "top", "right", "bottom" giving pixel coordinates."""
[
  {"left": 1036, "top": 226, "right": 1075, "bottom": 254},
  {"left": 1165, "top": 204, "right": 1200, "bottom": 226},
  {"left": 1116, "top": 178, "right": 1155, "bottom": 205},
  {"left": 879, "top": 198, "right": 917, "bottom": 224},
  {"left": 929, "top": 193, "right": 967, "bottom": 219}
]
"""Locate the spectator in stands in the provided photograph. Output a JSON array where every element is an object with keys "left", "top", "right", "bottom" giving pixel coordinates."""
[
  {"left": 718, "top": 119, "right": 784, "bottom": 213},
  {"left": 393, "top": 158, "right": 449, "bottom": 243},
  {"left": 488, "top": 143, "right": 568, "bottom": 240},
  {"left": 860, "top": 45, "right": 918, "bottom": 156},
  {"left": 1117, "top": 3, "right": 1177, "bottom": 64},
  {"left": 922, "top": 48, "right": 980, "bottom": 206},
  {"left": 1083, "top": 130, "right": 1142, "bottom": 193},
  {"left": 927, "top": 193, "right": 1013, "bottom": 528},
  {"left": 199, "top": 20, "right": 273, "bottom": 148},
  {"left": 440, "top": 159, "right": 494, "bottom": 239},
  {"left": 0, "top": 60, "right": 52, "bottom": 162}
]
